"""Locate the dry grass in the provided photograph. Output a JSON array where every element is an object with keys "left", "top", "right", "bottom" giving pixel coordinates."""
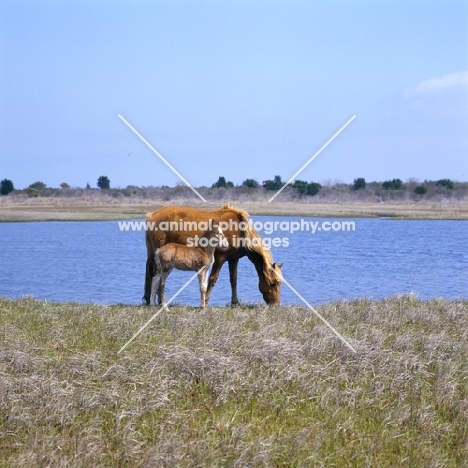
[{"left": 1, "top": 296, "right": 467, "bottom": 467}]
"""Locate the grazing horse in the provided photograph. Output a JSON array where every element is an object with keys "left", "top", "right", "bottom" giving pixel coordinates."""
[
  {"left": 151, "top": 225, "right": 229, "bottom": 308},
  {"left": 144, "top": 204, "right": 283, "bottom": 306}
]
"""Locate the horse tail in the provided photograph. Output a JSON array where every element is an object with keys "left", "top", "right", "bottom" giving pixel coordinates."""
[{"left": 143, "top": 230, "right": 155, "bottom": 305}]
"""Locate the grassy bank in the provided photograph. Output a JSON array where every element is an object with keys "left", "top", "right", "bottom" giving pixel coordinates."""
[
  {"left": 1, "top": 197, "right": 468, "bottom": 221},
  {"left": 1, "top": 296, "right": 467, "bottom": 466}
]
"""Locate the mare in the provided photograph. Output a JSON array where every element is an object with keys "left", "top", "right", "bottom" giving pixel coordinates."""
[
  {"left": 144, "top": 204, "right": 283, "bottom": 306},
  {"left": 151, "top": 225, "right": 229, "bottom": 308}
]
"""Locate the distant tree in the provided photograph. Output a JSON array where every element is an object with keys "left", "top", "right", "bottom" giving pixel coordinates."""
[
  {"left": 293, "top": 180, "right": 308, "bottom": 195},
  {"left": 60, "top": 182, "right": 70, "bottom": 189},
  {"left": 414, "top": 185, "right": 427, "bottom": 195},
  {"left": 392, "top": 178, "right": 403, "bottom": 190},
  {"left": 29, "top": 181, "right": 46, "bottom": 191},
  {"left": 307, "top": 182, "right": 322, "bottom": 196},
  {"left": 212, "top": 176, "right": 227, "bottom": 188},
  {"left": 352, "top": 178, "right": 366, "bottom": 190},
  {"left": 0, "top": 179, "right": 14, "bottom": 195},
  {"left": 382, "top": 179, "right": 403, "bottom": 190},
  {"left": 263, "top": 175, "right": 283, "bottom": 191},
  {"left": 242, "top": 178, "right": 259, "bottom": 189},
  {"left": 226, "top": 181, "right": 234, "bottom": 188},
  {"left": 97, "top": 176, "right": 110, "bottom": 189},
  {"left": 436, "top": 179, "right": 454, "bottom": 189}
]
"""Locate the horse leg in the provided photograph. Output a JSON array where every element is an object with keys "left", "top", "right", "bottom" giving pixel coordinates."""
[
  {"left": 205, "top": 256, "right": 226, "bottom": 305},
  {"left": 228, "top": 258, "right": 240, "bottom": 305}
]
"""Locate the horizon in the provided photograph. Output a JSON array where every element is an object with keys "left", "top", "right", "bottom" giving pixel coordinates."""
[{"left": 5, "top": 175, "right": 466, "bottom": 192}]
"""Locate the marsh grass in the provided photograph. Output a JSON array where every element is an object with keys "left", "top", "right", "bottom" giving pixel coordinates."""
[{"left": 1, "top": 296, "right": 467, "bottom": 466}]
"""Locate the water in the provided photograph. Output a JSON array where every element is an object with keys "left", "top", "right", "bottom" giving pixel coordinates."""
[{"left": 0, "top": 217, "right": 466, "bottom": 306}]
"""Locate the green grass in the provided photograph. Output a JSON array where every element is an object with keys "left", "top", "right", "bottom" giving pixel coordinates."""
[{"left": 1, "top": 296, "right": 467, "bottom": 467}]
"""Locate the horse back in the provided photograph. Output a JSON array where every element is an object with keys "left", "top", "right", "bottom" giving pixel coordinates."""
[
  {"left": 157, "top": 243, "right": 211, "bottom": 271},
  {"left": 145, "top": 205, "right": 246, "bottom": 253}
]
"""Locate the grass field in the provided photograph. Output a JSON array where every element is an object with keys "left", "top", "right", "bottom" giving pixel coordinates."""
[{"left": 1, "top": 296, "right": 467, "bottom": 467}]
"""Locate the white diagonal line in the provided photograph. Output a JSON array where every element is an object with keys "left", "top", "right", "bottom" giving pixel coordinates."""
[
  {"left": 118, "top": 114, "right": 207, "bottom": 203},
  {"left": 268, "top": 114, "right": 356, "bottom": 202},
  {"left": 280, "top": 274, "right": 357, "bottom": 353},
  {"left": 117, "top": 267, "right": 206, "bottom": 354}
]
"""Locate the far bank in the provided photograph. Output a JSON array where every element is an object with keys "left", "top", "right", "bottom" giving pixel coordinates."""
[{"left": 0, "top": 196, "right": 467, "bottom": 221}]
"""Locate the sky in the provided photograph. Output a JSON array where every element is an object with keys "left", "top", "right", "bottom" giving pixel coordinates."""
[{"left": 1, "top": 0, "right": 467, "bottom": 190}]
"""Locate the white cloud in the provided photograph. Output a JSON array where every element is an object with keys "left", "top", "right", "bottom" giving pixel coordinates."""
[{"left": 404, "top": 71, "right": 468, "bottom": 98}]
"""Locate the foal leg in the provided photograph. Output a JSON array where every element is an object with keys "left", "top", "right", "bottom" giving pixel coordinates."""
[
  {"left": 198, "top": 269, "right": 207, "bottom": 308},
  {"left": 151, "top": 273, "right": 161, "bottom": 306},
  {"left": 158, "top": 267, "right": 172, "bottom": 307},
  {"left": 198, "top": 266, "right": 212, "bottom": 308}
]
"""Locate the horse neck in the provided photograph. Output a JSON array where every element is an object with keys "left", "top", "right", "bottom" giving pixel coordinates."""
[{"left": 246, "top": 249, "right": 267, "bottom": 281}]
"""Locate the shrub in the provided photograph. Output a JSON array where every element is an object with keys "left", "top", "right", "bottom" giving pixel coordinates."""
[
  {"left": 352, "top": 178, "right": 366, "bottom": 190},
  {"left": 293, "top": 180, "right": 308, "bottom": 195},
  {"left": 28, "top": 181, "right": 47, "bottom": 191},
  {"left": 0, "top": 179, "right": 14, "bottom": 195},
  {"left": 414, "top": 185, "right": 427, "bottom": 195},
  {"left": 60, "top": 182, "right": 70, "bottom": 189},
  {"left": 26, "top": 187, "right": 39, "bottom": 198},
  {"left": 97, "top": 176, "right": 110, "bottom": 190},
  {"left": 263, "top": 175, "right": 283, "bottom": 191},
  {"left": 242, "top": 179, "right": 259, "bottom": 189},
  {"left": 436, "top": 179, "right": 454, "bottom": 189}
]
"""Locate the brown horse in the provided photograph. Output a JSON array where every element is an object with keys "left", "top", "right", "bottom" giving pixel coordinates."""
[{"left": 144, "top": 204, "right": 283, "bottom": 306}]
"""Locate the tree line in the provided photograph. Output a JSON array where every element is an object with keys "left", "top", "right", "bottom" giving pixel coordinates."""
[
  {"left": 0, "top": 175, "right": 460, "bottom": 197},
  {"left": 210, "top": 176, "right": 458, "bottom": 197},
  {"left": 0, "top": 176, "right": 110, "bottom": 196}
]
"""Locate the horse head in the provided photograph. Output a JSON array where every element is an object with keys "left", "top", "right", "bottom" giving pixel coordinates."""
[
  {"left": 259, "top": 262, "right": 283, "bottom": 305},
  {"left": 212, "top": 223, "right": 229, "bottom": 249}
]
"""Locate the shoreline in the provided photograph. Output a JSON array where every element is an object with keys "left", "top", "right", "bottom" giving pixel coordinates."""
[{"left": 1, "top": 199, "right": 468, "bottom": 222}]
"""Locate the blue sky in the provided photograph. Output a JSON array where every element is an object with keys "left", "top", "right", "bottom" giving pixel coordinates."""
[{"left": 1, "top": 0, "right": 467, "bottom": 189}]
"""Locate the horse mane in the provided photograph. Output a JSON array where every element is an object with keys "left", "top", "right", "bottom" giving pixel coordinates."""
[{"left": 221, "top": 203, "right": 282, "bottom": 283}]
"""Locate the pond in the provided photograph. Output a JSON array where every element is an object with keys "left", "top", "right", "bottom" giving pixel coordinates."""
[{"left": 0, "top": 217, "right": 466, "bottom": 306}]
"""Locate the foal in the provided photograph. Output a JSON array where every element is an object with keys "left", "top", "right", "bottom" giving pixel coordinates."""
[{"left": 151, "top": 225, "right": 229, "bottom": 308}]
